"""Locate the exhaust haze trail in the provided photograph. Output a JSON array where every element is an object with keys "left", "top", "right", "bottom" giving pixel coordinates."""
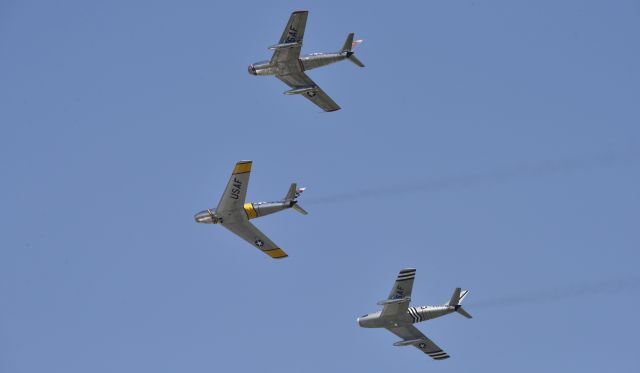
[
  {"left": 467, "top": 275, "right": 640, "bottom": 310},
  {"left": 305, "top": 151, "right": 638, "bottom": 206}
]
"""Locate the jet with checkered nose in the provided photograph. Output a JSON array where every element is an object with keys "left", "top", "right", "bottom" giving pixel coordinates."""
[
  {"left": 248, "top": 10, "right": 365, "bottom": 112},
  {"left": 358, "top": 268, "right": 472, "bottom": 361},
  {"left": 194, "top": 160, "right": 307, "bottom": 259}
]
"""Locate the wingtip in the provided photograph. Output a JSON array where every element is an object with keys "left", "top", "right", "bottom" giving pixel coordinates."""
[
  {"left": 292, "top": 10, "right": 308, "bottom": 14},
  {"left": 233, "top": 160, "right": 252, "bottom": 174},
  {"left": 265, "top": 248, "right": 288, "bottom": 259}
]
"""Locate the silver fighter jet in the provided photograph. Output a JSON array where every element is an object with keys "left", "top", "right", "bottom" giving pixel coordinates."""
[
  {"left": 358, "top": 268, "right": 472, "bottom": 360},
  {"left": 248, "top": 10, "right": 365, "bottom": 112},
  {"left": 194, "top": 160, "right": 307, "bottom": 259}
]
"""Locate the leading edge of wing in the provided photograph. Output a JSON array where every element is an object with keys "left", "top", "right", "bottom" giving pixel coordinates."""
[
  {"left": 222, "top": 221, "right": 289, "bottom": 259},
  {"left": 380, "top": 268, "right": 416, "bottom": 317},
  {"left": 271, "top": 11, "right": 308, "bottom": 64},
  {"left": 215, "top": 160, "right": 252, "bottom": 218},
  {"left": 277, "top": 10, "right": 308, "bottom": 45}
]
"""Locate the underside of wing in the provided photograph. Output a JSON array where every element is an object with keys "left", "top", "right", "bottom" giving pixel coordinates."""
[
  {"left": 277, "top": 73, "right": 341, "bottom": 112},
  {"left": 222, "top": 221, "right": 288, "bottom": 259},
  {"left": 271, "top": 11, "right": 308, "bottom": 64},
  {"left": 215, "top": 161, "right": 252, "bottom": 223},
  {"left": 386, "top": 325, "right": 450, "bottom": 360},
  {"left": 380, "top": 268, "right": 416, "bottom": 317}
]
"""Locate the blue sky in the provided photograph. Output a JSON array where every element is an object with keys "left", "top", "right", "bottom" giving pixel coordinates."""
[{"left": 1, "top": 0, "right": 639, "bottom": 372}]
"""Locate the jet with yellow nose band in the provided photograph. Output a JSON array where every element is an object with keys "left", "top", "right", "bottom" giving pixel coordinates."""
[{"left": 194, "top": 160, "right": 307, "bottom": 259}]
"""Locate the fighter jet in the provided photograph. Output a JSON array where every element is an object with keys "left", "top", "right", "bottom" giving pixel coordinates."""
[
  {"left": 358, "top": 268, "right": 472, "bottom": 360},
  {"left": 194, "top": 160, "right": 307, "bottom": 259},
  {"left": 248, "top": 10, "right": 365, "bottom": 112}
]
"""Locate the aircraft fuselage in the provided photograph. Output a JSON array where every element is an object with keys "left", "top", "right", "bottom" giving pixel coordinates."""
[
  {"left": 194, "top": 200, "right": 295, "bottom": 224},
  {"left": 248, "top": 52, "right": 348, "bottom": 76},
  {"left": 358, "top": 305, "right": 457, "bottom": 328}
]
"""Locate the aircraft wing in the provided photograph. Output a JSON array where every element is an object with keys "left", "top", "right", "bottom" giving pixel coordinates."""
[
  {"left": 215, "top": 161, "right": 252, "bottom": 222},
  {"left": 386, "top": 324, "right": 450, "bottom": 360},
  {"left": 380, "top": 268, "right": 416, "bottom": 317},
  {"left": 271, "top": 10, "right": 308, "bottom": 64},
  {"left": 222, "top": 221, "right": 288, "bottom": 259},
  {"left": 277, "top": 73, "right": 341, "bottom": 112}
]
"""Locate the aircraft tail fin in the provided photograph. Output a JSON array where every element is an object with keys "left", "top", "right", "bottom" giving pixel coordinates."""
[
  {"left": 447, "top": 288, "right": 473, "bottom": 319},
  {"left": 341, "top": 33, "right": 365, "bottom": 67},
  {"left": 285, "top": 183, "right": 298, "bottom": 201},
  {"left": 285, "top": 183, "right": 308, "bottom": 215}
]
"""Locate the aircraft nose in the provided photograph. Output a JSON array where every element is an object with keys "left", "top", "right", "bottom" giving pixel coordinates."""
[
  {"left": 194, "top": 210, "right": 216, "bottom": 224},
  {"left": 248, "top": 64, "right": 257, "bottom": 75},
  {"left": 194, "top": 211, "right": 207, "bottom": 223},
  {"left": 357, "top": 317, "right": 361, "bottom": 326}
]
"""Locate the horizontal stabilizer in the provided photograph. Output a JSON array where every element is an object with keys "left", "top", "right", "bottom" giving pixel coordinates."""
[
  {"left": 292, "top": 204, "right": 308, "bottom": 215},
  {"left": 456, "top": 306, "right": 473, "bottom": 319},
  {"left": 377, "top": 297, "right": 411, "bottom": 306},
  {"left": 348, "top": 54, "right": 365, "bottom": 67}
]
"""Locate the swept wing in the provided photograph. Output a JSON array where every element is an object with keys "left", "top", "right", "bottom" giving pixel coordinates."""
[
  {"left": 270, "top": 11, "right": 308, "bottom": 64},
  {"left": 222, "top": 221, "right": 288, "bottom": 259},
  {"left": 277, "top": 73, "right": 340, "bottom": 112},
  {"left": 215, "top": 161, "right": 252, "bottom": 223},
  {"left": 380, "top": 268, "right": 416, "bottom": 317},
  {"left": 386, "top": 324, "right": 450, "bottom": 360}
]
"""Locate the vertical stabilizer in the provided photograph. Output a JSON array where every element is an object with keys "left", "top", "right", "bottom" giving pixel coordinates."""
[
  {"left": 285, "top": 183, "right": 308, "bottom": 215},
  {"left": 341, "top": 33, "right": 365, "bottom": 67},
  {"left": 285, "top": 183, "right": 298, "bottom": 201},
  {"left": 342, "top": 33, "right": 355, "bottom": 52},
  {"left": 447, "top": 288, "right": 473, "bottom": 319},
  {"left": 448, "top": 288, "right": 462, "bottom": 306}
]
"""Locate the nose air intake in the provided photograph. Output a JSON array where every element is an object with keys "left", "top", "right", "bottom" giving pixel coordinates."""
[{"left": 194, "top": 209, "right": 219, "bottom": 224}]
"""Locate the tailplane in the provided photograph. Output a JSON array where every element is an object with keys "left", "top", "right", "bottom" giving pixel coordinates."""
[
  {"left": 447, "top": 288, "right": 473, "bottom": 319},
  {"left": 284, "top": 183, "right": 308, "bottom": 215},
  {"left": 341, "top": 33, "right": 365, "bottom": 67}
]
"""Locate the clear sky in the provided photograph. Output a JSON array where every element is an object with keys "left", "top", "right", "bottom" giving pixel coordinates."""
[{"left": 1, "top": 1, "right": 639, "bottom": 372}]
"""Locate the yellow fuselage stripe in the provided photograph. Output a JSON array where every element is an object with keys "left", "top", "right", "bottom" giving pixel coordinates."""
[{"left": 244, "top": 203, "right": 257, "bottom": 219}]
